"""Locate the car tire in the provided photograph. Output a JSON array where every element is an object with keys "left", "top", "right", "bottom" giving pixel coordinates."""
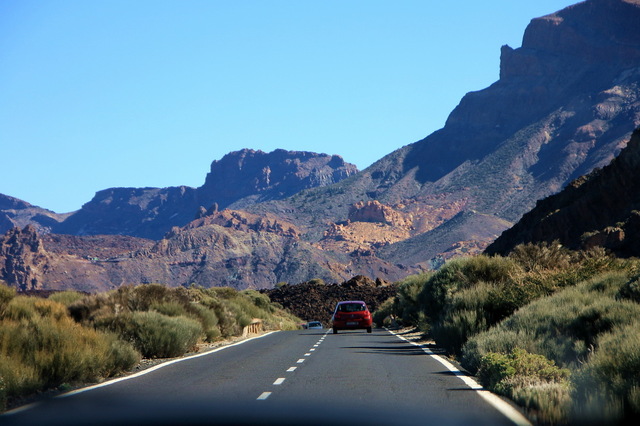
[
  {"left": 367, "top": 327, "right": 372, "bottom": 333},
  {"left": 333, "top": 328, "right": 338, "bottom": 334}
]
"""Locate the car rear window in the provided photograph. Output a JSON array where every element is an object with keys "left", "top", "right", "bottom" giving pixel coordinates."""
[{"left": 338, "top": 303, "right": 366, "bottom": 313}]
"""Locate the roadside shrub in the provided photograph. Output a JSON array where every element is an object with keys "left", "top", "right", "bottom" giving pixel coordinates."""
[
  {"left": 572, "top": 321, "right": 640, "bottom": 422},
  {"left": 242, "top": 290, "right": 274, "bottom": 313},
  {"left": 0, "top": 354, "right": 40, "bottom": 400},
  {"left": 418, "top": 256, "right": 520, "bottom": 323},
  {"left": 96, "top": 311, "right": 202, "bottom": 358},
  {"left": 478, "top": 348, "right": 572, "bottom": 424},
  {"left": 187, "top": 303, "right": 221, "bottom": 342},
  {"left": 462, "top": 272, "right": 640, "bottom": 373},
  {"left": 150, "top": 301, "right": 188, "bottom": 317},
  {"left": 48, "top": 291, "right": 85, "bottom": 306},
  {"left": 372, "top": 297, "right": 395, "bottom": 327},
  {"left": 394, "top": 273, "right": 431, "bottom": 327},
  {"left": 0, "top": 297, "right": 140, "bottom": 402},
  {"left": 0, "top": 282, "right": 15, "bottom": 316},
  {"left": 420, "top": 256, "right": 544, "bottom": 354},
  {"left": 431, "top": 282, "right": 492, "bottom": 355}
]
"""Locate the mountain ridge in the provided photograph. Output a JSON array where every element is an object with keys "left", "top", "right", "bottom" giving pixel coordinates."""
[{"left": 2, "top": 0, "right": 640, "bottom": 291}]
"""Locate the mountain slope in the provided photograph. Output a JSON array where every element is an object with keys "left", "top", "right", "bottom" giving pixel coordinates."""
[
  {"left": 0, "top": 194, "right": 69, "bottom": 235},
  {"left": 486, "top": 127, "right": 640, "bottom": 256},
  {"left": 0, "top": 210, "right": 411, "bottom": 292},
  {"left": 250, "top": 0, "right": 640, "bottom": 259}
]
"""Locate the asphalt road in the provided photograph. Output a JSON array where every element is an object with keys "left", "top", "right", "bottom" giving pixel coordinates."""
[{"left": 2, "top": 328, "right": 529, "bottom": 425}]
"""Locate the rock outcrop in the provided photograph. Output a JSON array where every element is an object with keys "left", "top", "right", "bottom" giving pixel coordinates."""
[
  {"left": 198, "top": 149, "right": 358, "bottom": 208},
  {"left": 0, "top": 226, "right": 48, "bottom": 291}
]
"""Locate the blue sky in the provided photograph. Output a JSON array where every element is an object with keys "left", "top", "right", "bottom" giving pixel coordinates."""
[{"left": 1, "top": 0, "right": 579, "bottom": 213}]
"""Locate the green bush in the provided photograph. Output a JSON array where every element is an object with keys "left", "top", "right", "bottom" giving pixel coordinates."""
[
  {"left": 418, "top": 256, "right": 520, "bottom": 323},
  {"left": 96, "top": 311, "right": 203, "bottom": 358},
  {"left": 48, "top": 291, "right": 85, "bottom": 306},
  {"left": 508, "top": 241, "right": 572, "bottom": 272},
  {"left": 0, "top": 297, "right": 140, "bottom": 402},
  {"left": 0, "top": 282, "right": 15, "bottom": 316},
  {"left": 462, "top": 272, "right": 640, "bottom": 373},
  {"left": 372, "top": 297, "right": 395, "bottom": 327},
  {"left": 572, "top": 321, "right": 640, "bottom": 422},
  {"left": 418, "top": 256, "right": 546, "bottom": 354},
  {"left": 617, "top": 275, "right": 640, "bottom": 303},
  {"left": 394, "top": 273, "right": 431, "bottom": 327},
  {"left": 478, "top": 348, "right": 571, "bottom": 424}
]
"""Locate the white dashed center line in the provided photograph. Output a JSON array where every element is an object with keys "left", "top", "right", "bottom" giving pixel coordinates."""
[{"left": 257, "top": 331, "right": 332, "bottom": 402}]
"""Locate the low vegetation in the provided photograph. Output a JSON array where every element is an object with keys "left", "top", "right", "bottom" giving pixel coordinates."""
[
  {"left": 0, "top": 281, "right": 300, "bottom": 411},
  {"left": 375, "top": 242, "right": 640, "bottom": 423}
]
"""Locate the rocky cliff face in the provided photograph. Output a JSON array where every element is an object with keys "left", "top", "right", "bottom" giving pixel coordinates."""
[
  {"left": 486, "top": 127, "right": 640, "bottom": 256},
  {"left": 198, "top": 149, "right": 358, "bottom": 208},
  {"left": 52, "top": 150, "right": 358, "bottom": 239},
  {"left": 252, "top": 0, "right": 640, "bottom": 267}
]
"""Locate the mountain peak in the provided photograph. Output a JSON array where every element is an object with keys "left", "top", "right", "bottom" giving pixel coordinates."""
[{"left": 197, "top": 149, "right": 358, "bottom": 207}]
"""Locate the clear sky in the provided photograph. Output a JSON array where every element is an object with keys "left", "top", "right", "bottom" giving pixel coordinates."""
[{"left": 1, "top": 0, "right": 579, "bottom": 213}]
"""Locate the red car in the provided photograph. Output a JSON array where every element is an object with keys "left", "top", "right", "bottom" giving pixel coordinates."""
[{"left": 331, "top": 301, "right": 373, "bottom": 334}]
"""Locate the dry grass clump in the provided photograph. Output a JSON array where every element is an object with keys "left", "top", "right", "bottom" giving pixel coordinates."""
[
  {"left": 0, "top": 281, "right": 300, "bottom": 411},
  {"left": 95, "top": 311, "right": 203, "bottom": 358},
  {"left": 0, "top": 290, "right": 139, "bottom": 410}
]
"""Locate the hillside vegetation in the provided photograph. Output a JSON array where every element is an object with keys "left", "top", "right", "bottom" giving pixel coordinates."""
[
  {"left": 0, "top": 282, "right": 300, "bottom": 411},
  {"left": 375, "top": 243, "right": 640, "bottom": 424}
]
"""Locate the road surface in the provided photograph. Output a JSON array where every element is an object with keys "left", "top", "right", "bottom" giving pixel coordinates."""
[{"left": 2, "top": 328, "right": 529, "bottom": 425}]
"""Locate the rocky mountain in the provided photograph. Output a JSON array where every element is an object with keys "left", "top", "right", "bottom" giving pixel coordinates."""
[
  {"left": 50, "top": 149, "right": 358, "bottom": 240},
  {"left": 248, "top": 0, "right": 640, "bottom": 263},
  {"left": 3, "top": 0, "right": 640, "bottom": 292},
  {"left": 0, "top": 194, "right": 69, "bottom": 235},
  {"left": 486, "top": 127, "right": 640, "bottom": 256},
  {"left": 0, "top": 210, "right": 413, "bottom": 292}
]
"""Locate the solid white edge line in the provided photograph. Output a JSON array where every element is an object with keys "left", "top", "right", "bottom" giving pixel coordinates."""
[
  {"left": 60, "top": 331, "right": 279, "bottom": 398},
  {"left": 257, "top": 392, "right": 272, "bottom": 400},
  {"left": 386, "top": 329, "right": 531, "bottom": 426}
]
